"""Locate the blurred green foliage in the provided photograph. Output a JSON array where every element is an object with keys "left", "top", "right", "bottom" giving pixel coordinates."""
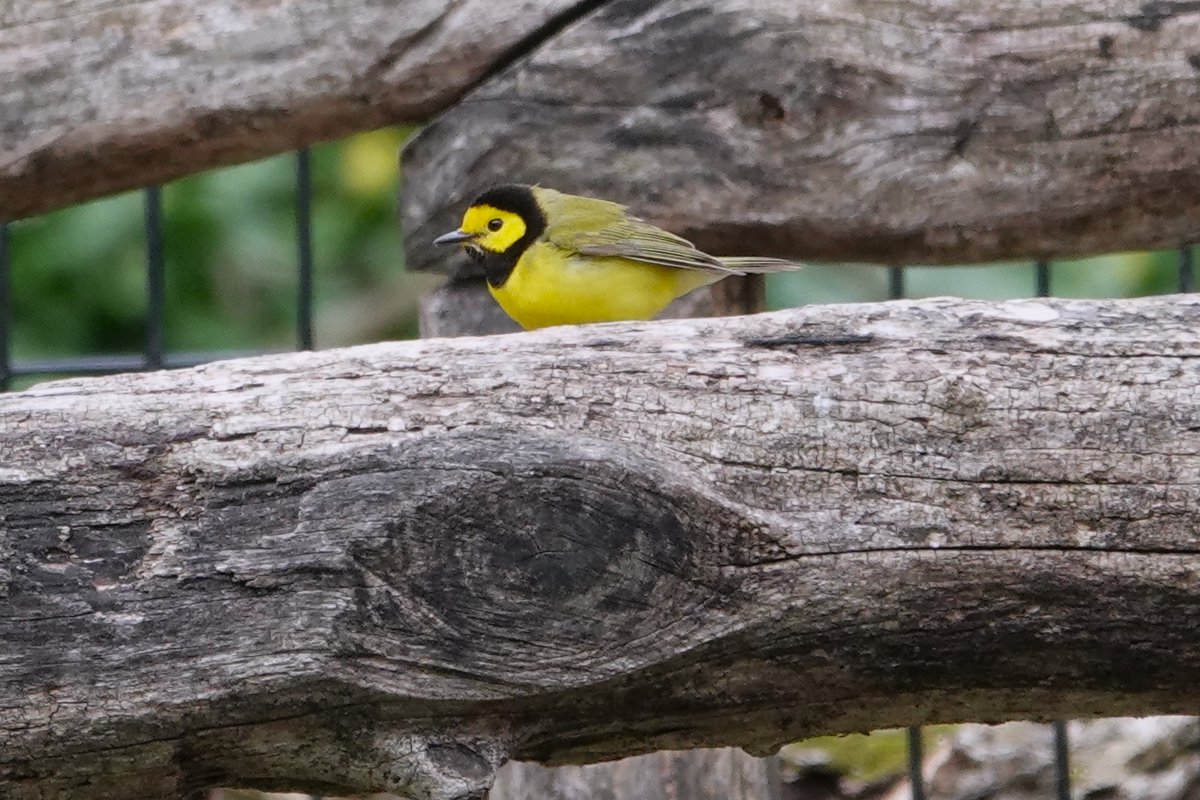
[
  {"left": 768, "top": 250, "right": 1189, "bottom": 310},
  {"left": 7, "top": 126, "right": 435, "bottom": 364},
  {"left": 784, "top": 725, "right": 959, "bottom": 783},
  {"left": 4, "top": 128, "right": 1192, "bottom": 373}
]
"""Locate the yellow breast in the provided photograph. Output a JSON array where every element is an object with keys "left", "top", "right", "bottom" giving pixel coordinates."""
[{"left": 488, "top": 241, "right": 720, "bottom": 330}]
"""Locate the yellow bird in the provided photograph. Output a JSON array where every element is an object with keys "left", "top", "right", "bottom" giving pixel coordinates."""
[{"left": 433, "top": 184, "right": 803, "bottom": 330}]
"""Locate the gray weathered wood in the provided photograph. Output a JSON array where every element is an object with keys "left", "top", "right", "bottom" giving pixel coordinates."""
[
  {"left": 895, "top": 717, "right": 1200, "bottom": 800},
  {"left": 0, "top": 0, "right": 586, "bottom": 219},
  {"left": 3, "top": 295, "right": 1200, "bottom": 800},
  {"left": 491, "top": 750, "right": 781, "bottom": 800},
  {"left": 402, "top": 0, "right": 1200, "bottom": 276},
  {"left": 7, "top": 0, "right": 1199, "bottom": 254},
  {"left": 421, "top": 249, "right": 768, "bottom": 799},
  {"left": 419, "top": 281, "right": 525, "bottom": 338}
]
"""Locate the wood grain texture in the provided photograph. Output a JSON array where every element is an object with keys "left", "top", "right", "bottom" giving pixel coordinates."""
[
  {"left": 3, "top": 295, "right": 1200, "bottom": 799},
  {"left": 0, "top": 0, "right": 589, "bottom": 220},
  {"left": 490, "top": 750, "right": 781, "bottom": 800},
  {"left": 422, "top": 252, "right": 768, "bottom": 800},
  {"left": 402, "top": 0, "right": 1200, "bottom": 276}
]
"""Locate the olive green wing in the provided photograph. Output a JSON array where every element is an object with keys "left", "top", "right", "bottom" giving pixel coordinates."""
[
  {"left": 534, "top": 187, "right": 805, "bottom": 274},
  {"left": 569, "top": 218, "right": 750, "bottom": 273},
  {"left": 535, "top": 188, "right": 743, "bottom": 275},
  {"left": 569, "top": 223, "right": 806, "bottom": 273}
]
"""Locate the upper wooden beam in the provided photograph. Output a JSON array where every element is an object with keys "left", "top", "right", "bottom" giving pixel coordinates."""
[
  {"left": 6, "top": 0, "right": 1198, "bottom": 266},
  {"left": 402, "top": 0, "right": 1200, "bottom": 271},
  {"left": 0, "top": 0, "right": 587, "bottom": 220}
]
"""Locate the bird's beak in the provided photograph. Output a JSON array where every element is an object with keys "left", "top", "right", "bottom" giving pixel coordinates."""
[{"left": 433, "top": 229, "right": 477, "bottom": 246}]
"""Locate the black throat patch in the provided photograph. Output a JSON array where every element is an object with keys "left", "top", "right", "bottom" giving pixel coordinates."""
[{"left": 470, "top": 184, "right": 547, "bottom": 288}]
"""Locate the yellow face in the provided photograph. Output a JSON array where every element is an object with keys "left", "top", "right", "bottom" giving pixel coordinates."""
[
  {"left": 433, "top": 184, "right": 547, "bottom": 289},
  {"left": 459, "top": 205, "right": 527, "bottom": 255}
]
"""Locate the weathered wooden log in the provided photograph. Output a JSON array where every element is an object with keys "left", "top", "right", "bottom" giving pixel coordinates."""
[
  {"left": 401, "top": 0, "right": 1200, "bottom": 275},
  {"left": 0, "top": 0, "right": 588, "bottom": 220},
  {"left": 491, "top": 750, "right": 782, "bottom": 800},
  {"left": 8, "top": 0, "right": 1199, "bottom": 254},
  {"left": 423, "top": 254, "right": 769, "bottom": 797},
  {"left": 3, "top": 295, "right": 1200, "bottom": 800}
]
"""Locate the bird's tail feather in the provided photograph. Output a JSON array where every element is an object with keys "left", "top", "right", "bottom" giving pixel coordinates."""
[{"left": 717, "top": 256, "right": 805, "bottom": 274}]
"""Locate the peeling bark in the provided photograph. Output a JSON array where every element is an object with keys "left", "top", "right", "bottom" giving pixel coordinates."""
[{"left": 2, "top": 296, "right": 1200, "bottom": 799}]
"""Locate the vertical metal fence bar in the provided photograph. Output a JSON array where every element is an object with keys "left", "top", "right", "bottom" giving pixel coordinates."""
[
  {"left": 144, "top": 187, "right": 167, "bottom": 369},
  {"left": 889, "top": 265, "right": 905, "bottom": 300},
  {"left": 296, "top": 149, "right": 315, "bottom": 351},
  {"left": 1180, "top": 245, "right": 1194, "bottom": 293},
  {"left": 1035, "top": 260, "right": 1051, "bottom": 298},
  {"left": 889, "top": 263, "right": 925, "bottom": 800},
  {"left": 1037, "top": 257, "right": 1072, "bottom": 799},
  {"left": 0, "top": 223, "right": 10, "bottom": 391},
  {"left": 907, "top": 726, "right": 926, "bottom": 800},
  {"left": 1053, "top": 720, "right": 1071, "bottom": 800}
]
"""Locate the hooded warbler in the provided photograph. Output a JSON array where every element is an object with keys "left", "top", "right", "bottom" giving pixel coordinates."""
[{"left": 433, "top": 184, "right": 803, "bottom": 330}]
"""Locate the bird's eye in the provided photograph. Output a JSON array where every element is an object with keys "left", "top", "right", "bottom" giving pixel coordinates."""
[{"left": 487, "top": 218, "right": 503, "bottom": 232}]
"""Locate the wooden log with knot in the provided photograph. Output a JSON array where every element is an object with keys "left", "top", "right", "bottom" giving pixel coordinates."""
[{"left": 2, "top": 295, "right": 1199, "bottom": 799}]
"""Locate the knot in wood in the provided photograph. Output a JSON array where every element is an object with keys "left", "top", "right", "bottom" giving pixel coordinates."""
[{"left": 338, "top": 432, "right": 729, "bottom": 683}]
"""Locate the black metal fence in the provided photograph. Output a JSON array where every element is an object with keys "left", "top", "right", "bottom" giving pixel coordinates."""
[
  {"left": 1, "top": 150, "right": 1196, "bottom": 799},
  {"left": 0, "top": 149, "right": 317, "bottom": 390}
]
